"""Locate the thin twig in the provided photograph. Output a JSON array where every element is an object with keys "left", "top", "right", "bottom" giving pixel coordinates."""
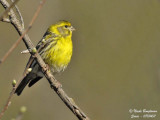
[
  {"left": 0, "top": 0, "right": 20, "bottom": 21},
  {"left": 0, "top": 34, "right": 24, "bottom": 65},
  {"left": 0, "top": 0, "right": 90, "bottom": 120},
  {"left": 10, "top": 0, "right": 24, "bottom": 28},
  {"left": 0, "top": 0, "right": 46, "bottom": 119},
  {"left": 0, "top": 78, "right": 26, "bottom": 120},
  {"left": 0, "top": 0, "right": 44, "bottom": 65},
  {"left": 0, "top": 88, "right": 14, "bottom": 119},
  {"left": 0, "top": 69, "right": 31, "bottom": 119}
]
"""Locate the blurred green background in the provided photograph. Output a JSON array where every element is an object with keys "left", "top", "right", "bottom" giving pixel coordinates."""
[{"left": 1, "top": 0, "right": 160, "bottom": 120}]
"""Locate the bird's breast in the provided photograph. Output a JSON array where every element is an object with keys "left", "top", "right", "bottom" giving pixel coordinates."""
[{"left": 43, "top": 37, "right": 73, "bottom": 73}]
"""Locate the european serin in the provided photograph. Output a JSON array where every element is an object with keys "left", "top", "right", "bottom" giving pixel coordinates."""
[{"left": 15, "top": 20, "right": 75, "bottom": 95}]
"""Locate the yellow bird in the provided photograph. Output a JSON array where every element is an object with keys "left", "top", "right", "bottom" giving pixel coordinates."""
[{"left": 15, "top": 20, "right": 75, "bottom": 95}]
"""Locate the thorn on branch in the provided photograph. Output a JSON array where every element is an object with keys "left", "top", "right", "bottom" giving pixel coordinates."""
[
  {"left": 21, "top": 49, "right": 29, "bottom": 54},
  {"left": 1, "top": 18, "right": 10, "bottom": 23}
]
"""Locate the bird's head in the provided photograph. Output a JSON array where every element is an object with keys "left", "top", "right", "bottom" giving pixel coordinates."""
[{"left": 48, "top": 20, "right": 75, "bottom": 37}]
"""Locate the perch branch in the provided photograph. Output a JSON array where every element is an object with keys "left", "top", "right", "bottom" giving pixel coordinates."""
[{"left": 0, "top": 0, "right": 90, "bottom": 120}]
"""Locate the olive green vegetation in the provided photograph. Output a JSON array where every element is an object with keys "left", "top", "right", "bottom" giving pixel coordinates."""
[{"left": 0, "top": 0, "right": 160, "bottom": 120}]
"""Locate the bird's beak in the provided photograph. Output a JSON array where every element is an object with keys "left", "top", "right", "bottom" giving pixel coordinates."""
[{"left": 69, "top": 26, "right": 76, "bottom": 31}]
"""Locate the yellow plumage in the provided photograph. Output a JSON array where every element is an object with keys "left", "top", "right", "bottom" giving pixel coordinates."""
[
  {"left": 42, "top": 22, "right": 73, "bottom": 72},
  {"left": 15, "top": 20, "right": 75, "bottom": 95}
]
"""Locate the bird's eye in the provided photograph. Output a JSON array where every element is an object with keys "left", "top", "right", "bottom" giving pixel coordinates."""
[{"left": 64, "top": 25, "right": 68, "bottom": 28}]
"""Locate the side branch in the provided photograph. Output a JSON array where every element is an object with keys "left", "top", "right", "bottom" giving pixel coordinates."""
[
  {"left": 0, "top": 0, "right": 20, "bottom": 21},
  {"left": 0, "top": 0, "right": 45, "bottom": 65},
  {"left": 0, "top": 0, "right": 90, "bottom": 120},
  {"left": 11, "top": 0, "right": 24, "bottom": 28},
  {"left": 0, "top": 0, "right": 47, "bottom": 119}
]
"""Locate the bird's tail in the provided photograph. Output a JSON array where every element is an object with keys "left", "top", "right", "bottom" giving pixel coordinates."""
[{"left": 15, "top": 76, "right": 31, "bottom": 96}]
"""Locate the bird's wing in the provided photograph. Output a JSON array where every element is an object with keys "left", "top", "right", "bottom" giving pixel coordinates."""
[
  {"left": 23, "top": 31, "right": 58, "bottom": 74},
  {"left": 36, "top": 31, "right": 58, "bottom": 53}
]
